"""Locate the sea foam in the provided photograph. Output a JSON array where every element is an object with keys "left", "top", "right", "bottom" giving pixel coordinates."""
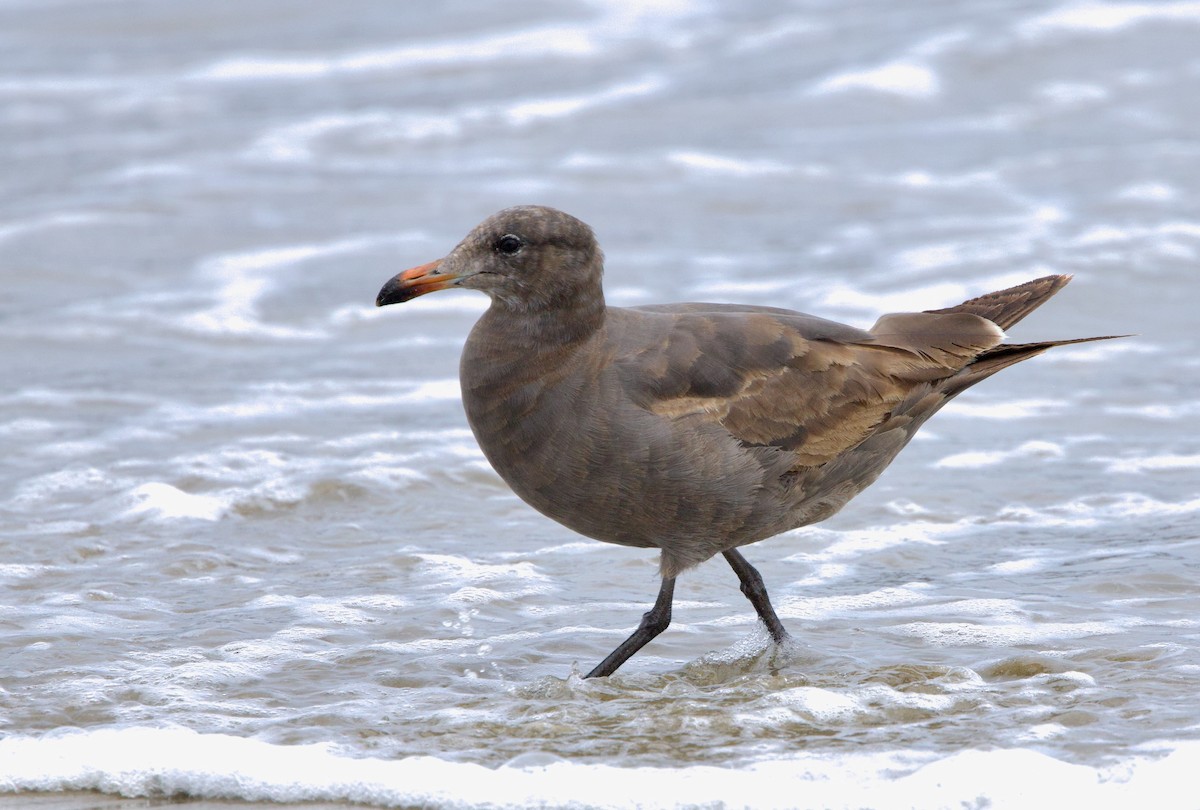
[{"left": 1, "top": 727, "right": 1198, "bottom": 809}]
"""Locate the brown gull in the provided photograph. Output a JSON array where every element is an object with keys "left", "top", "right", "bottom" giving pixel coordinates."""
[{"left": 376, "top": 205, "right": 1119, "bottom": 678}]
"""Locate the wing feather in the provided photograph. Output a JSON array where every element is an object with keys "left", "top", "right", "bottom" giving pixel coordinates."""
[{"left": 615, "top": 306, "right": 1005, "bottom": 467}]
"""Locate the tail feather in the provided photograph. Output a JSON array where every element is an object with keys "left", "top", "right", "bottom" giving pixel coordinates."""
[
  {"left": 944, "top": 334, "right": 1127, "bottom": 397},
  {"left": 928, "top": 274, "right": 1072, "bottom": 331}
]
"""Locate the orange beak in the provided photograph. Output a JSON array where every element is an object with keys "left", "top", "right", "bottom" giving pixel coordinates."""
[{"left": 376, "top": 260, "right": 456, "bottom": 306}]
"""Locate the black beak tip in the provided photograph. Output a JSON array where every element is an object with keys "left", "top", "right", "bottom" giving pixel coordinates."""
[{"left": 376, "top": 277, "right": 408, "bottom": 308}]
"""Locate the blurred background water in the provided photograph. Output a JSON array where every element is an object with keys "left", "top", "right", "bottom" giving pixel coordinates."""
[{"left": 1, "top": 1, "right": 1199, "bottom": 807}]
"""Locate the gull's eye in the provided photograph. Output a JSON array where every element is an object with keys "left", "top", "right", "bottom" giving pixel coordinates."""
[{"left": 495, "top": 234, "right": 523, "bottom": 255}]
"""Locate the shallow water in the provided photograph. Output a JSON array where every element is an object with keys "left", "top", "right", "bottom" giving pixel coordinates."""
[{"left": 2, "top": 0, "right": 1199, "bottom": 807}]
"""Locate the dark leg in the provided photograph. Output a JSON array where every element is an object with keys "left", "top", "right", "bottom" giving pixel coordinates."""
[
  {"left": 723, "top": 549, "right": 789, "bottom": 644},
  {"left": 585, "top": 577, "right": 675, "bottom": 678}
]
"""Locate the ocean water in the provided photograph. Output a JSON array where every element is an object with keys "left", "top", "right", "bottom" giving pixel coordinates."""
[{"left": 2, "top": 1, "right": 1199, "bottom": 808}]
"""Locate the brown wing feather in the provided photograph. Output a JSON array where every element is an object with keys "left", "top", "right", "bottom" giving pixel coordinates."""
[{"left": 616, "top": 307, "right": 1006, "bottom": 467}]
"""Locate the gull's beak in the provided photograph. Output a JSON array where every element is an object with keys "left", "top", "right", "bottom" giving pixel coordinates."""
[{"left": 376, "top": 260, "right": 456, "bottom": 306}]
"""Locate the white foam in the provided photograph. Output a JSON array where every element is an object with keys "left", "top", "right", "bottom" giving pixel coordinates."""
[
  {"left": 11, "top": 466, "right": 120, "bottom": 510},
  {"left": 0, "top": 564, "right": 48, "bottom": 580},
  {"left": 3, "top": 727, "right": 1199, "bottom": 809},
  {"left": 163, "top": 658, "right": 274, "bottom": 687},
  {"left": 35, "top": 440, "right": 114, "bottom": 460},
  {"left": 1090, "top": 493, "right": 1200, "bottom": 518},
  {"left": 399, "top": 379, "right": 463, "bottom": 404},
  {"left": 251, "top": 593, "right": 411, "bottom": 626},
  {"left": 813, "top": 60, "right": 940, "bottom": 98},
  {"left": 692, "top": 276, "right": 797, "bottom": 297},
  {"left": 184, "top": 236, "right": 393, "bottom": 339},
  {"left": 0, "top": 75, "right": 134, "bottom": 95},
  {"left": 345, "top": 594, "right": 411, "bottom": 612},
  {"left": 806, "top": 29, "right": 974, "bottom": 103},
  {"left": 794, "top": 489, "right": 1200, "bottom": 574},
  {"left": 413, "top": 553, "right": 551, "bottom": 586},
  {"left": 989, "top": 558, "right": 1047, "bottom": 574},
  {"left": 666, "top": 150, "right": 791, "bottom": 177},
  {"left": 1070, "top": 220, "right": 1200, "bottom": 248},
  {"left": 374, "top": 629, "right": 541, "bottom": 657},
  {"left": 1048, "top": 341, "right": 1150, "bottom": 363},
  {"left": 940, "top": 398, "right": 1066, "bottom": 420},
  {"left": 893, "top": 618, "right": 1123, "bottom": 646},
  {"left": 941, "top": 598, "right": 1028, "bottom": 622},
  {"left": 248, "top": 77, "right": 664, "bottom": 165},
  {"left": 1103, "top": 454, "right": 1200, "bottom": 474},
  {"left": 505, "top": 76, "right": 664, "bottom": 126},
  {"left": 1117, "top": 182, "right": 1178, "bottom": 202},
  {"left": 997, "top": 493, "right": 1200, "bottom": 527},
  {"left": 15, "top": 520, "right": 90, "bottom": 536},
  {"left": 1074, "top": 225, "right": 1132, "bottom": 245},
  {"left": 761, "top": 686, "right": 865, "bottom": 722},
  {"left": 0, "top": 418, "right": 56, "bottom": 436},
  {"left": 121, "top": 482, "right": 227, "bottom": 522},
  {"left": 105, "top": 161, "right": 194, "bottom": 181},
  {"left": 192, "top": 26, "right": 599, "bottom": 82},
  {"left": 585, "top": 0, "right": 704, "bottom": 30},
  {"left": 935, "top": 440, "right": 1065, "bottom": 469},
  {"left": 246, "top": 110, "right": 457, "bottom": 162},
  {"left": 859, "top": 683, "right": 965, "bottom": 714},
  {"left": 893, "top": 243, "right": 966, "bottom": 273},
  {"left": 1106, "top": 401, "right": 1200, "bottom": 420},
  {"left": 1021, "top": 2, "right": 1200, "bottom": 37},
  {"left": 818, "top": 281, "right": 969, "bottom": 317},
  {"left": 158, "top": 379, "right": 460, "bottom": 428},
  {"left": 731, "top": 17, "right": 820, "bottom": 50},
  {"left": 778, "top": 584, "right": 933, "bottom": 622},
  {"left": 1036, "top": 81, "right": 1110, "bottom": 105},
  {"left": 1021, "top": 722, "right": 1069, "bottom": 741},
  {"left": 807, "top": 524, "right": 955, "bottom": 561},
  {"left": 886, "top": 499, "right": 932, "bottom": 516},
  {"left": 0, "top": 211, "right": 107, "bottom": 245}
]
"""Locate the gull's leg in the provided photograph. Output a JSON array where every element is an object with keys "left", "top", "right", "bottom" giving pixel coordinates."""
[
  {"left": 723, "top": 549, "right": 789, "bottom": 643},
  {"left": 584, "top": 576, "right": 675, "bottom": 678}
]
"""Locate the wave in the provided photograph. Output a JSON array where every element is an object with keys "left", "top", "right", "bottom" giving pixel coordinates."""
[{"left": 1, "top": 727, "right": 1196, "bottom": 809}]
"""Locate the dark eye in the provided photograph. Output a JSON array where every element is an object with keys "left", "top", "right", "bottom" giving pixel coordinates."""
[{"left": 495, "top": 234, "right": 523, "bottom": 255}]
